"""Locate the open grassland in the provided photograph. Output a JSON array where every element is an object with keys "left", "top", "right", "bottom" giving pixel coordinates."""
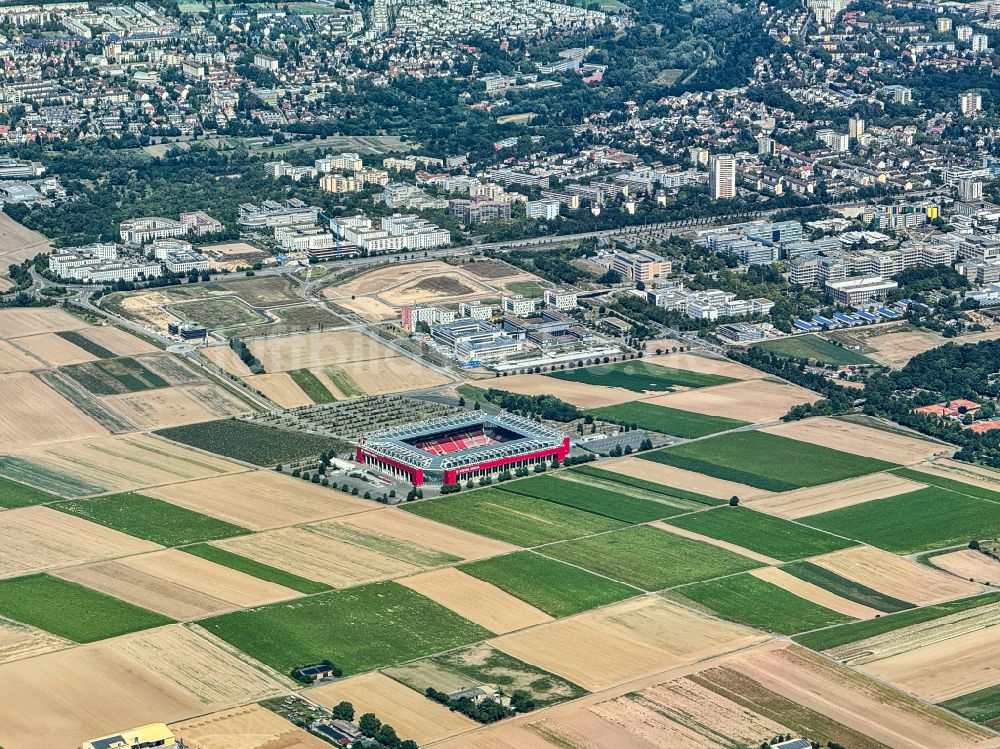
[
  {"left": 642, "top": 431, "right": 898, "bottom": 492},
  {"left": 569, "top": 463, "right": 723, "bottom": 505},
  {"left": 170, "top": 705, "right": 330, "bottom": 749},
  {"left": 541, "top": 525, "right": 763, "bottom": 591},
  {"left": 942, "top": 684, "right": 1000, "bottom": 729},
  {"left": 0, "top": 372, "right": 108, "bottom": 447},
  {"left": 589, "top": 401, "right": 748, "bottom": 438},
  {"left": 762, "top": 417, "right": 947, "bottom": 465},
  {"left": 62, "top": 356, "right": 171, "bottom": 394},
  {"left": 156, "top": 418, "right": 348, "bottom": 465},
  {"left": 0, "top": 574, "right": 172, "bottom": 643},
  {"left": 0, "top": 476, "right": 61, "bottom": 509},
  {"left": 200, "top": 581, "right": 491, "bottom": 676},
  {"left": 641, "top": 379, "right": 820, "bottom": 423},
  {"left": 288, "top": 368, "right": 336, "bottom": 403},
  {"left": 402, "top": 489, "right": 626, "bottom": 547},
  {"left": 547, "top": 360, "right": 737, "bottom": 393},
  {"left": 780, "top": 561, "right": 913, "bottom": 613},
  {"left": 801, "top": 486, "right": 1000, "bottom": 553},
  {"left": 54, "top": 492, "right": 250, "bottom": 546},
  {"left": 663, "top": 507, "right": 855, "bottom": 562},
  {"left": 169, "top": 297, "right": 267, "bottom": 329},
  {"left": 182, "top": 544, "right": 330, "bottom": 594},
  {"left": 460, "top": 551, "right": 638, "bottom": 617},
  {"left": 752, "top": 334, "right": 876, "bottom": 365},
  {"left": 747, "top": 472, "right": 927, "bottom": 519},
  {"left": 670, "top": 573, "right": 854, "bottom": 635}
]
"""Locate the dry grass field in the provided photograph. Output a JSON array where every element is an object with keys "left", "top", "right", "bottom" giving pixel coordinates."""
[
  {"left": 250, "top": 330, "right": 389, "bottom": 372},
  {"left": 0, "top": 339, "right": 43, "bottom": 372},
  {"left": 908, "top": 459, "right": 1000, "bottom": 493},
  {"left": 931, "top": 550, "right": 1000, "bottom": 585},
  {"left": 643, "top": 379, "right": 819, "bottom": 423},
  {"left": 862, "top": 327, "right": 947, "bottom": 368},
  {"left": 0, "top": 506, "right": 162, "bottom": 578},
  {"left": 746, "top": 473, "right": 927, "bottom": 519},
  {"left": 491, "top": 596, "right": 769, "bottom": 692},
  {"left": 811, "top": 546, "right": 983, "bottom": 606},
  {"left": 598, "top": 456, "right": 773, "bottom": 500},
  {"left": 762, "top": 417, "right": 947, "bottom": 464},
  {"left": 398, "top": 568, "right": 553, "bottom": 633},
  {"left": 201, "top": 344, "right": 254, "bottom": 377},
  {"left": 485, "top": 373, "right": 638, "bottom": 408},
  {"left": 103, "top": 384, "right": 250, "bottom": 430},
  {"left": 0, "top": 307, "right": 88, "bottom": 339},
  {"left": 0, "top": 213, "right": 50, "bottom": 267},
  {"left": 11, "top": 332, "right": 96, "bottom": 366},
  {"left": 77, "top": 325, "right": 158, "bottom": 356},
  {"left": 0, "top": 616, "right": 71, "bottom": 665},
  {"left": 749, "top": 566, "right": 880, "bottom": 619},
  {"left": 307, "top": 671, "right": 478, "bottom": 744},
  {"left": 147, "top": 470, "right": 370, "bottom": 530},
  {"left": 335, "top": 355, "right": 450, "bottom": 395},
  {"left": 645, "top": 352, "right": 765, "bottom": 380},
  {"left": 244, "top": 372, "right": 313, "bottom": 407},
  {"left": 171, "top": 705, "right": 330, "bottom": 749},
  {"left": 0, "top": 372, "right": 107, "bottom": 446}
]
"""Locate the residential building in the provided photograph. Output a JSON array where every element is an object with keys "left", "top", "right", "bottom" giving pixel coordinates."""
[
  {"left": 544, "top": 288, "right": 579, "bottom": 310},
  {"left": 448, "top": 198, "right": 512, "bottom": 225},
  {"left": 459, "top": 301, "right": 494, "bottom": 319},
  {"left": 961, "top": 91, "right": 983, "bottom": 116},
  {"left": 401, "top": 303, "right": 456, "bottom": 332},
  {"left": 709, "top": 153, "right": 736, "bottom": 200},
  {"left": 320, "top": 174, "right": 363, "bottom": 193},
  {"left": 525, "top": 199, "right": 560, "bottom": 220},
  {"left": 501, "top": 294, "right": 542, "bottom": 316}
]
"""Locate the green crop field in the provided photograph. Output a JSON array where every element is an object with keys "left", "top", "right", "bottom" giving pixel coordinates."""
[
  {"left": 671, "top": 573, "right": 854, "bottom": 634},
  {"left": 780, "top": 561, "right": 914, "bottom": 613},
  {"left": 199, "top": 581, "right": 490, "bottom": 676},
  {"left": 541, "top": 525, "right": 763, "bottom": 590},
  {"left": 62, "top": 357, "right": 170, "bottom": 395},
  {"left": 505, "top": 280, "right": 546, "bottom": 298},
  {"left": 548, "top": 360, "right": 736, "bottom": 393},
  {"left": 941, "top": 684, "right": 1000, "bottom": 728},
  {"left": 892, "top": 467, "right": 1000, "bottom": 503},
  {"left": 793, "top": 593, "right": 1000, "bottom": 651},
  {"left": 751, "top": 335, "right": 876, "bottom": 366},
  {"left": 156, "top": 419, "right": 349, "bottom": 466},
  {"left": 0, "top": 574, "right": 172, "bottom": 643},
  {"left": 589, "top": 402, "right": 748, "bottom": 438},
  {"left": 460, "top": 551, "right": 638, "bottom": 617},
  {"left": 0, "top": 476, "right": 61, "bottom": 509},
  {"left": 800, "top": 487, "right": 1000, "bottom": 554},
  {"left": 502, "top": 474, "right": 694, "bottom": 522},
  {"left": 0, "top": 456, "right": 108, "bottom": 497},
  {"left": 641, "top": 431, "right": 897, "bottom": 491},
  {"left": 182, "top": 544, "right": 330, "bottom": 594},
  {"left": 569, "top": 465, "right": 723, "bottom": 505},
  {"left": 54, "top": 330, "right": 115, "bottom": 359},
  {"left": 169, "top": 298, "right": 267, "bottom": 329},
  {"left": 402, "top": 489, "right": 625, "bottom": 547},
  {"left": 322, "top": 365, "right": 365, "bottom": 398},
  {"left": 289, "top": 369, "right": 336, "bottom": 403},
  {"left": 664, "top": 507, "right": 856, "bottom": 562},
  {"left": 54, "top": 493, "right": 250, "bottom": 546}
]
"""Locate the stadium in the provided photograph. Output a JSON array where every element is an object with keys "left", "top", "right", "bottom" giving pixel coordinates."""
[{"left": 356, "top": 410, "right": 571, "bottom": 487}]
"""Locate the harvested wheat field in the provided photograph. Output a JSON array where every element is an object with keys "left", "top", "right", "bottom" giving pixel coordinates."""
[
  {"left": 78, "top": 325, "right": 158, "bottom": 356},
  {"left": 0, "top": 306, "right": 87, "bottom": 339},
  {"left": 307, "top": 671, "right": 478, "bottom": 745},
  {"left": 54, "top": 548, "right": 299, "bottom": 620},
  {"left": 250, "top": 330, "right": 392, "bottom": 373},
  {"left": 148, "top": 470, "right": 370, "bottom": 530},
  {"left": 645, "top": 352, "right": 764, "bottom": 380},
  {"left": 11, "top": 332, "right": 96, "bottom": 366},
  {"left": 749, "top": 566, "right": 879, "bottom": 619},
  {"left": 430, "top": 722, "right": 588, "bottom": 749},
  {"left": 746, "top": 473, "right": 927, "bottom": 519},
  {"left": 103, "top": 385, "right": 250, "bottom": 430},
  {"left": 931, "top": 550, "right": 1000, "bottom": 585},
  {"left": 0, "top": 213, "right": 49, "bottom": 267},
  {"left": 244, "top": 372, "right": 312, "bottom": 408},
  {"left": 490, "top": 373, "right": 638, "bottom": 408},
  {"left": 763, "top": 417, "right": 946, "bottom": 464},
  {"left": 171, "top": 705, "right": 329, "bottom": 749},
  {"left": 812, "top": 546, "right": 982, "bottom": 606},
  {"left": 399, "top": 568, "right": 553, "bottom": 633},
  {"left": 0, "top": 339, "right": 42, "bottom": 372},
  {"left": 649, "top": 520, "right": 781, "bottom": 565},
  {"left": 0, "top": 506, "right": 161, "bottom": 578},
  {"left": 908, "top": 459, "right": 1000, "bottom": 494},
  {"left": 713, "top": 643, "right": 997, "bottom": 749},
  {"left": 0, "top": 372, "right": 107, "bottom": 446},
  {"left": 599, "top": 456, "right": 773, "bottom": 500},
  {"left": 0, "top": 616, "right": 70, "bottom": 665},
  {"left": 201, "top": 344, "right": 254, "bottom": 377},
  {"left": 863, "top": 328, "right": 945, "bottom": 368},
  {"left": 861, "top": 625, "right": 1000, "bottom": 702},
  {"left": 336, "top": 355, "right": 450, "bottom": 395},
  {"left": 492, "top": 596, "right": 769, "bottom": 692},
  {"left": 643, "top": 379, "right": 819, "bottom": 423}
]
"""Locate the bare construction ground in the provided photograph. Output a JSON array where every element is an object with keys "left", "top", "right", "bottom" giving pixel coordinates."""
[
  {"left": 643, "top": 379, "right": 819, "bottom": 423},
  {"left": 53, "top": 549, "right": 299, "bottom": 620},
  {"left": 598, "top": 456, "right": 773, "bottom": 500},
  {"left": 0, "top": 506, "right": 161, "bottom": 578},
  {"left": 398, "top": 568, "right": 553, "bottom": 633},
  {"left": 749, "top": 566, "right": 880, "bottom": 619},
  {"left": 0, "top": 617, "right": 71, "bottom": 665},
  {"left": 811, "top": 546, "right": 983, "bottom": 606},
  {"left": 0, "top": 372, "right": 108, "bottom": 446},
  {"left": 0, "top": 306, "right": 87, "bottom": 339},
  {"left": 148, "top": 471, "right": 370, "bottom": 530},
  {"left": 0, "top": 339, "right": 43, "bottom": 372},
  {"left": 745, "top": 473, "right": 927, "bottom": 519},
  {"left": 491, "top": 596, "right": 769, "bottom": 692},
  {"left": 762, "top": 417, "right": 947, "bottom": 464},
  {"left": 171, "top": 705, "right": 330, "bottom": 749},
  {"left": 244, "top": 372, "right": 312, "bottom": 408},
  {"left": 307, "top": 672, "right": 478, "bottom": 745},
  {"left": 930, "top": 550, "right": 1000, "bottom": 585},
  {"left": 103, "top": 385, "right": 250, "bottom": 430},
  {"left": 104, "top": 289, "right": 181, "bottom": 330},
  {"left": 0, "top": 213, "right": 50, "bottom": 268},
  {"left": 11, "top": 332, "right": 97, "bottom": 366},
  {"left": 644, "top": 352, "right": 765, "bottom": 380}
]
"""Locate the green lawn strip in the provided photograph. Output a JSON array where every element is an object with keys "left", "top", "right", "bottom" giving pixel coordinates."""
[
  {"left": 792, "top": 592, "right": 1000, "bottom": 651},
  {"left": 401, "top": 489, "right": 626, "bottom": 547},
  {"left": 570, "top": 464, "right": 724, "bottom": 505},
  {"left": 548, "top": 360, "right": 737, "bottom": 392},
  {"left": 181, "top": 544, "right": 330, "bottom": 594},
  {"left": 459, "top": 551, "right": 639, "bottom": 617},
  {"left": 198, "top": 581, "right": 491, "bottom": 676},
  {"left": 156, "top": 419, "right": 349, "bottom": 466},
  {"left": 751, "top": 334, "right": 876, "bottom": 366},
  {"left": 940, "top": 684, "right": 1000, "bottom": 727},
  {"left": 641, "top": 431, "right": 898, "bottom": 491},
  {"left": 288, "top": 368, "right": 336, "bottom": 404},
  {"left": 669, "top": 573, "right": 854, "bottom": 635},
  {"left": 54, "top": 330, "right": 116, "bottom": 358},
  {"left": 892, "top": 466, "right": 1000, "bottom": 504},
  {"left": 589, "top": 401, "right": 748, "bottom": 439},
  {"left": 780, "top": 561, "right": 914, "bottom": 613},
  {"left": 0, "top": 476, "right": 62, "bottom": 509},
  {"left": 53, "top": 493, "right": 250, "bottom": 546},
  {"left": 539, "top": 525, "right": 763, "bottom": 591},
  {"left": 502, "top": 473, "right": 691, "bottom": 522},
  {"left": 322, "top": 365, "right": 365, "bottom": 398},
  {"left": 799, "top": 486, "right": 1000, "bottom": 554},
  {"left": 663, "top": 507, "right": 856, "bottom": 562},
  {"left": 0, "top": 574, "right": 173, "bottom": 643}
]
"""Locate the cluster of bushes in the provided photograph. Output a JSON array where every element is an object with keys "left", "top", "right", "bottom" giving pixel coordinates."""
[
  {"left": 424, "top": 687, "right": 535, "bottom": 724},
  {"left": 327, "top": 700, "right": 419, "bottom": 749},
  {"left": 230, "top": 337, "right": 265, "bottom": 374},
  {"left": 480, "top": 388, "right": 581, "bottom": 422}
]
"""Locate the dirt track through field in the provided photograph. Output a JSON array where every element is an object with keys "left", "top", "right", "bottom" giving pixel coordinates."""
[
  {"left": 746, "top": 473, "right": 927, "bottom": 519},
  {"left": 762, "top": 417, "right": 947, "bottom": 464},
  {"left": 0, "top": 339, "right": 42, "bottom": 373}
]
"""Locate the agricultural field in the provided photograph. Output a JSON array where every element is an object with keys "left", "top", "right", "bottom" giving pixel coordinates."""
[
  {"left": 102, "top": 383, "right": 251, "bottom": 430},
  {"left": 156, "top": 418, "right": 349, "bottom": 465},
  {"left": 182, "top": 544, "right": 330, "bottom": 594},
  {"left": 0, "top": 306, "right": 86, "bottom": 339},
  {"left": 569, "top": 463, "right": 724, "bottom": 505},
  {"left": 54, "top": 330, "right": 116, "bottom": 359},
  {"left": 642, "top": 431, "right": 898, "bottom": 491},
  {"left": 779, "top": 561, "right": 914, "bottom": 613},
  {"left": 941, "top": 684, "right": 1000, "bottom": 729},
  {"left": 751, "top": 334, "right": 876, "bottom": 365},
  {"left": 0, "top": 616, "right": 69, "bottom": 665},
  {"left": 594, "top": 455, "right": 772, "bottom": 501},
  {"left": 896, "top": 462, "right": 1000, "bottom": 501},
  {"left": 929, "top": 549, "right": 1000, "bottom": 585},
  {"left": 0, "top": 574, "right": 172, "bottom": 643},
  {"left": 478, "top": 372, "right": 639, "bottom": 408},
  {"left": 547, "top": 360, "right": 737, "bottom": 393},
  {"left": 762, "top": 416, "right": 947, "bottom": 465},
  {"left": 401, "top": 489, "right": 626, "bottom": 547},
  {"left": 0, "top": 476, "right": 61, "bottom": 509},
  {"left": 588, "top": 400, "right": 748, "bottom": 438},
  {"left": 0, "top": 339, "right": 43, "bottom": 373},
  {"left": 61, "top": 356, "right": 170, "bottom": 394},
  {"left": 747, "top": 472, "right": 927, "bottom": 519},
  {"left": 199, "top": 581, "right": 491, "bottom": 676},
  {"left": 0, "top": 372, "right": 107, "bottom": 447},
  {"left": 640, "top": 379, "right": 820, "bottom": 423},
  {"left": 749, "top": 566, "right": 882, "bottom": 619},
  {"left": 170, "top": 705, "right": 330, "bottom": 749},
  {"left": 459, "top": 551, "right": 638, "bottom": 617},
  {"left": 13, "top": 331, "right": 99, "bottom": 366},
  {"left": 663, "top": 506, "right": 856, "bottom": 562},
  {"left": 540, "top": 525, "right": 763, "bottom": 591},
  {"left": 288, "top": 368, "right": 336, "bottom": 403}
]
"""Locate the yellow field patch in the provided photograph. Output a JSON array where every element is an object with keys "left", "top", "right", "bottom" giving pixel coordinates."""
[
  {"left": 77, "top": 325, "right": 159, "bottom": 356},
  {"left": 644, "top": 352, "right": 765, "bottom": 380},
  {"left": 749, "top": 566, "right": 880, "bottom": 619},
  {"left": 244, "top": 372, "right": 312, "bottom": 407},
  {"left": 745, "top": 473, "right": 926, "bottom": 519},
  {"left": 102, "top": 384, "right": 250, "bottom": 430},
  {"left": 171, "top": 705, "right": 330, "bottom": 749},
  {"left": 929, "top": 549, "right": 1000, "bottom": 585},
  {"left": 10, "top": 332, "right": 97, "bottom": 366},
  {"left": 597, "top": 456, "right": 773, "bottom": 500},
  {"left": 0, "top": 339, "right": 43, "bottom": 372},
  {"left": 0, "top": 372, "right": 108, "bottom": 447},
  {"left": 249, "top": 330, "right": 392, "bottom": 373},
  {"left": 0, "top": 306, "right": 87, "bottom": 339},
  {"left": 0, "top": 616, "right": 71, "bottom": 665},
  {"left": 762, "top": 417, "right": 947, "bottom": 465},
  {"left": 642, "top": 379, "right": 819, "bottom": 423}
]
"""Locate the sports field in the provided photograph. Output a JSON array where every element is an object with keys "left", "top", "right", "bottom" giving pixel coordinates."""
[
  {"left": 589, "top": 401, "right": 748, "bottom": 438},
  {"left": 547, "top": 360, "right": 736, "bottom": 392},
  {"left": 752, "top": 334, "right": 876, "bottom": 365}
]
